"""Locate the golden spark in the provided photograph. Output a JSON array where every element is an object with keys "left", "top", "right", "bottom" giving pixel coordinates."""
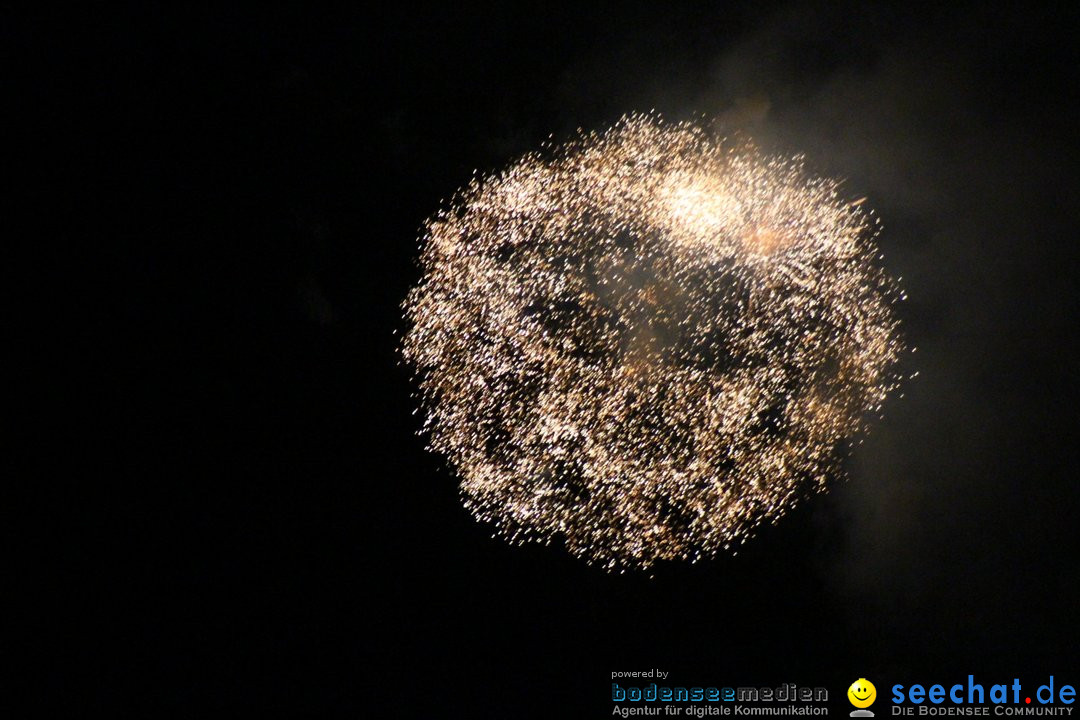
[{"left": 402, "top": 114, "right": 904, "bottom": 570}]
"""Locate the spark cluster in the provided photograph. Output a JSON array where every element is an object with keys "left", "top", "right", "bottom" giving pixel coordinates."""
[{"left": 402, "top": 114, "right": 904, "bottom": 570}]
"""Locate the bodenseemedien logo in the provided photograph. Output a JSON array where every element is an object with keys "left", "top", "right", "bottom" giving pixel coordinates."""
[{"left": 610, "top": 678, "right": 829, "bottom": 717}]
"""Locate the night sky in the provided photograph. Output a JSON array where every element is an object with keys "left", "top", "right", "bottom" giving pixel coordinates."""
[{"left": 29, "top": 2, "right": 1080, "bottom": 715}]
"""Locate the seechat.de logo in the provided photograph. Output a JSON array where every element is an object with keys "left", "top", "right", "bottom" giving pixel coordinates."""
[{"left": 849, "top": 679, "right": 878, "bottom": 718}]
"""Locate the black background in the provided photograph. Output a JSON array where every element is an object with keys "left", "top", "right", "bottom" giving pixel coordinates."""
[{"left": 27, "top": 2, "right": 1079, "bottom": 716}]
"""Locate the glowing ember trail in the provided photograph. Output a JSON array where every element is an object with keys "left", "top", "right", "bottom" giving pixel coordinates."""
[{"left": 402, "top": 114, "right": 905, "bottom": 570}]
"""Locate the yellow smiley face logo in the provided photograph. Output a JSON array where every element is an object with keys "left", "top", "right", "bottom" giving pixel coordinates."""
[{"left": 848, "top": 679, "right": 877, "bottom": 708}]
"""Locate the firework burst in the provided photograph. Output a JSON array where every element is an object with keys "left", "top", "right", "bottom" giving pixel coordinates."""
[{"left": 402, "top": 114, "right": 904, "bottom": 570}]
